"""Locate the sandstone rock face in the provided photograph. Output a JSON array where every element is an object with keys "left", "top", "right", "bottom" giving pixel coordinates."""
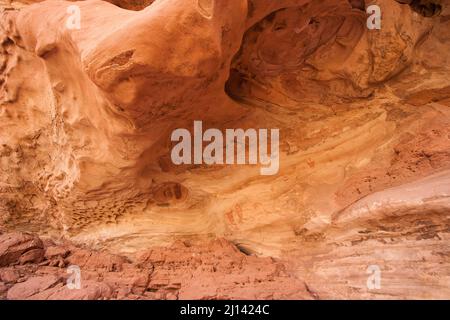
[
  {"left": 0, "top": 232, "right": 44, "bottom": 267},
  {"left": 0, "top": 231, "right": 312, "bottom": 300},
  {"left": 0, "top": 0, "right": 449, "bottom": 299}
]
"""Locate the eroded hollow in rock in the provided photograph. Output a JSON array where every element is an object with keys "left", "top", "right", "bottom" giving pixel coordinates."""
[
  {"left": 226, "top": 2, "right": 368, "bottom": 104},
  {"left": 409, "top": 0, "right": 442, "bottom": 16},
  {"left": 0, "top": 0, "right": 449, "bottom": 299}
]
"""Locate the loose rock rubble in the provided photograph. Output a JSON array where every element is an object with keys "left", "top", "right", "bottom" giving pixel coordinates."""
[
  {"left": 0, "top": 0, "right": 449, "bottom": 299},
  {"left": 0, "top": 230, "right": 311, "bottom": 300}
]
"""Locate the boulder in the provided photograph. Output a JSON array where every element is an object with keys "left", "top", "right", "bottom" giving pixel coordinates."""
[
  {"left": 0, "top": 232, "right": 44, "bottom": 267},
  {"left": 6, "top": 275, "right": 61, "bottom": 300}
]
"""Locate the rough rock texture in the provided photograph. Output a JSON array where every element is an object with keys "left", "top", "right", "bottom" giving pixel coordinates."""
[
  {"left": 0, "top": 0, "right": 449, "bottom": 299},
  {"left": 0, "top": 231, "right": 312, "bottom": 300}
]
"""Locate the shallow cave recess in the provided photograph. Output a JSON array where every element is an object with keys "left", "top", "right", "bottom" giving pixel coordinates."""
[
  {"left": 397, "top": 0, "right": 442, "bottom": 17},
  {"left": 225, "top": 0, "right": 443, "bottom": 104},
  {"left": 225, "top": 3, "right": 366, "bottom": 104}
]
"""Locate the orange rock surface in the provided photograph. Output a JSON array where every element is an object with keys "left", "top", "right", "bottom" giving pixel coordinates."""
[{"left": 0, "top": 0, "right": 449, "bottom": 299}]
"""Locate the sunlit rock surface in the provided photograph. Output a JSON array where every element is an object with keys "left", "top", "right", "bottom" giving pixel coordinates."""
[{"left": 0, "top": 0, "right": 449, "bottom": 299}]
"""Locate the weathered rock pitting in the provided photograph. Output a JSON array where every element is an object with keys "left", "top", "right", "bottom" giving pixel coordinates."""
[{"left": 0, "top": 0, "right": 449, "bottom": 299}]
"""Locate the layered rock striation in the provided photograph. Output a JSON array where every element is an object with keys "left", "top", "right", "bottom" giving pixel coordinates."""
[{"left": 0, "top": 0, "right": 449, "bottom": 299}]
